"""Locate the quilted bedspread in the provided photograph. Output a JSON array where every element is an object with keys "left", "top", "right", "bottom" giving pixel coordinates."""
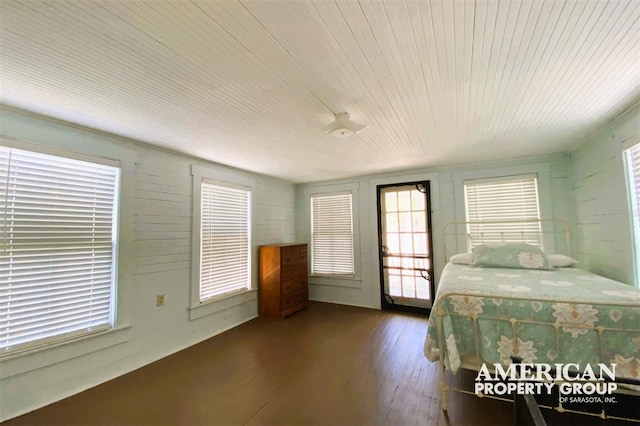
[{"left": 424, "top": 263, "right": 640, "bottom": 380}]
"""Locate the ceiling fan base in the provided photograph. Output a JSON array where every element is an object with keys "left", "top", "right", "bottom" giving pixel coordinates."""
[{"left": 322, "top": 112, "right": 368, "bottom": 137}]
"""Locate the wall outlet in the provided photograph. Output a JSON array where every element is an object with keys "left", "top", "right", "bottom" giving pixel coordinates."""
[{"left": 156, "top": 294, "right": 165, "bottom": 307}]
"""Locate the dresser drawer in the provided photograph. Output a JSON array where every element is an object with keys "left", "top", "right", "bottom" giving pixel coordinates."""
[
  {"left": 281, "top": 276, "right": 307, "bottom": 296},
  {"left": 281, "top": 264, "right": 307, "bottom": 281},
  {"left": 280, "top": 289, "right": 307, "bottom": 311},
  {"left": 281, "top": 246, "right": 307, "bottom": 266}
]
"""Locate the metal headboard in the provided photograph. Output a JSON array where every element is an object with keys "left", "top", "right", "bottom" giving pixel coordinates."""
[{"left": 442, "top": 218, "right": 572, "bottom": 262}]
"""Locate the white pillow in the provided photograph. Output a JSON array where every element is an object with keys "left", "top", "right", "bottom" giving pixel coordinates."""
[
  {"left": 547, "top": 254, "right": 579, "bottom": 267},
  {"left": 450, "top": 253, "right": 474, "bottom": 265}
]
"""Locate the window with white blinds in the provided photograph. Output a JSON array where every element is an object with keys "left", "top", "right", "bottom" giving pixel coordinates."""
[
  {"left": 464, "top": 174, "right": 542, "bottom": 248},
  {"left": 310, "top": 193, "right": 354, "bottom": 275},
  {"left": 1, "top": 146, "right": 119, "bottom": 353},
  {"left": 199, "top": 181, "right": 251, "bottom": 301},
  {"left": 624, "top": 143, "right": 640, "bottom": 286}
]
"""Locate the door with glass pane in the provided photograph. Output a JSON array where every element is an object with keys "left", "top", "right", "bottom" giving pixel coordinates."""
[{"left": 377, "top": 182, "right": 434, "bottom": 312}]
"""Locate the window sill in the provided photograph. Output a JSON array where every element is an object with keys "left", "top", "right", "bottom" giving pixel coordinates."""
[
  {"left": 309, "top": 275, "right": 362, "bottom": 289},
  {"left": 189, "top": 288, "right": 257, "bottom": 321},
  {"left": 0, "top": 323, "right": 133, "bottom": 379}
]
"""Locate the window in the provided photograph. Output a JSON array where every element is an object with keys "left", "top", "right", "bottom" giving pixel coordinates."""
[
  {"left": 198, "top": 181, "right": 251, "bottom": 301},
  {"left": 1, "top": 146, "right": 119, "bottom": 353},
  {"left": 464, "top": 174, "right": 542, "bottom": 248},
  {"left": 310, "top": 192, "right": 354, "bottom": 275},
  {"left": 624, "top": 143, "right": 640, "bottom": 286}
]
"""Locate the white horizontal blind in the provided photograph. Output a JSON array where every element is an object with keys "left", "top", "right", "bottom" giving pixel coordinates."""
[
  {"left": 1, "top": 146, "right": 119, "bottom": 352},
  {"left": 625, "top": 143, "right": 640, "bottom": 285},
  {"left": 311, "top": 193, "right": 354, "bottom": 275},
  {"left": 199, "top": 182, "right": 250, "bottom": 301},
  {"left": 626, "top": 144, "right": 640, "bottom": 222},
  {"left": 464, "top": 175, "right": 542, "bottom": 248}
]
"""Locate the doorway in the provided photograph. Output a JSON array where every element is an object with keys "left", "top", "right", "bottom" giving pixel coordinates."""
[{"left": 377, "top": 182, "right": 434, "bottom": 314}]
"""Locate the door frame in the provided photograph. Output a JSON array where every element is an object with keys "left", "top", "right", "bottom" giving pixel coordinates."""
[{"left": 376, "top": 180, "right": 435, "bottom": 315}]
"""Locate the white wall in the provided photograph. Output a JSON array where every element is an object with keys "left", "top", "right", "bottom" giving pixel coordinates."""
[
  {"left": 296, "top": 154, "right": 574, "bottom": 310},
  {"left": 0, "top": 107, "right": 296, "bottom": 421},
  {"left": 570, "top": 105, "right": 640, "bottom": 285}
]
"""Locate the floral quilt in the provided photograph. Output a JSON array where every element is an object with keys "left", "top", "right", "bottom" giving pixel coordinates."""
[{"left": 424, "top": 263, "right": 640, "bottom": 380}]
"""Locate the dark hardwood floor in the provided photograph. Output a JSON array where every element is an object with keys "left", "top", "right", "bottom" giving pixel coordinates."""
[{"left": 4, "top": 302, "right": 624, "bottom": 426}]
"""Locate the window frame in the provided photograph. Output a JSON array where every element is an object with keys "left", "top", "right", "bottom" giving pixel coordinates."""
[
  {"left": 0, "top": 142, "right": 124, "bottom": 357},
  {"left": 303, "top": 183, "right": 360, "bottom": 287},
  {"left": 453, "top": 163, "right": 555, "bottom": 254},
  {"left": 189, "top": 165, "right": 256, "bottom": 320},
  {"left": 310, "top": 191, "right": 355, "bottom": 277},
  {"left": 199, "top": 180, "right": 252, "bottom": 301},
  {"left": 623, "top": 142, "right": 640, "bottom": 288},
  {"left": 463, "top": 173, "right": 543, "bottom": 249}
]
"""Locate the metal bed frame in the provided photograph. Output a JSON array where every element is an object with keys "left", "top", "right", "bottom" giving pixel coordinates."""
[
  {"left": 434, "top": 219, "right": 640, "bottom": 423},
  {"left": 442, "top": 218, "right": 572, "bottom": 261}
]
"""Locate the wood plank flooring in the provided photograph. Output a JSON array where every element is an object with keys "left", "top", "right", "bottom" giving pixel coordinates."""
[{"left": 3, "top": 302, "right": 618, "bottom": 425}]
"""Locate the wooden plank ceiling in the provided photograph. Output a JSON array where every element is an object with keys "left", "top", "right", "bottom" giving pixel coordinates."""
[{"left": 1, "top": 0, "right": 638, "bottom": 182}]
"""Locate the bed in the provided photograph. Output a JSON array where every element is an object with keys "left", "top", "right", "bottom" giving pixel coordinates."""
[{"left": 425, "top": 220, "right": 640, "bottom": 422}]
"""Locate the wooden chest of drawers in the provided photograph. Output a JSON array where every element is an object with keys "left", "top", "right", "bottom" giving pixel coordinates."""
[{"left": 258, "top": 243, "right": 308, "bottom": 319}]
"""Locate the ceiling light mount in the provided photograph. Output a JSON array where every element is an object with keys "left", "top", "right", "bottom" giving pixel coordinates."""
[{"left": 322, "top": 112, "right": 369, "bottom": 138}]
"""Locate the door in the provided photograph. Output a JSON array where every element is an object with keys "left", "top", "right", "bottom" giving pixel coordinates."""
[{"left": 377, "top": 182, "right": 434, "bottom": 313}]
